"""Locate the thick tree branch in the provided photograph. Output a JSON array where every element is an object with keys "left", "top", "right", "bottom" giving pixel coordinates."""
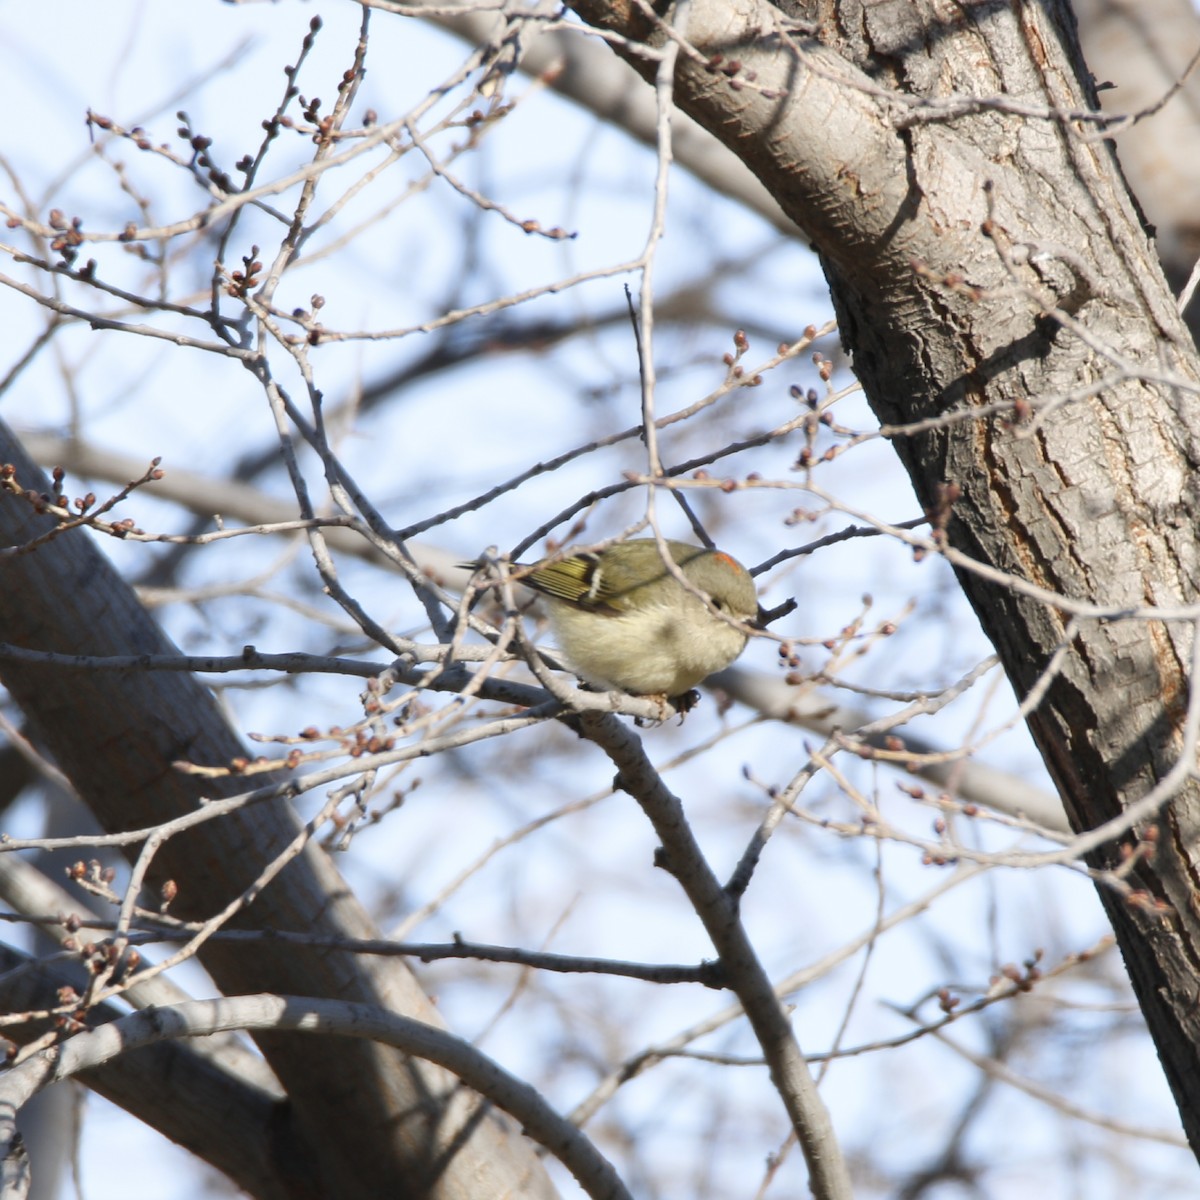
[
  {"left": 0, "top": 420, "right": 558, "bottom": 1200},
  {"left": 0, "top": 994, "right": 629, "bottom": 1200},
  {"left": 0, "top": 943, "right": 301, "bottom": 1200}
]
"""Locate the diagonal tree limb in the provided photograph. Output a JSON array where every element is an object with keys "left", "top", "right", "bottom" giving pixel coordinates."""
[
  {"left": 0, "top": 942, "right": 301, "bottom": 1200},
  {"left": 0, "top": 994, "right": 630, "bottom": 1200},
  {"left": 0, "top": 419, "right": 559, "bottom": 1200}
]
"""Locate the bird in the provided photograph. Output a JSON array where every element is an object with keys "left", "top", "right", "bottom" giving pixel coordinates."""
[{"left": 515, "top": 538, "right": 757, "bottom": 699}]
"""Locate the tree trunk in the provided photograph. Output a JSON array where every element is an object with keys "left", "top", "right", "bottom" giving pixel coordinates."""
[{"left": 566, "top": 0, "right": 1200, "bottom": 1153}]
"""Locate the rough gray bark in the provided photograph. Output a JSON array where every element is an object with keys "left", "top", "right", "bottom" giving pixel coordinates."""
[
  {"left": 566, "top": 0, "right": 1200, "bottom": 1156},
  {"left": 0, "top": 424, "right": 559, "bottom": 1200}
]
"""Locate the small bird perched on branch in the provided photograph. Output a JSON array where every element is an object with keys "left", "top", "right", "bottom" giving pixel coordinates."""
[{"left": 514, "top": 539, "right": 758, "bottom": 701}]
